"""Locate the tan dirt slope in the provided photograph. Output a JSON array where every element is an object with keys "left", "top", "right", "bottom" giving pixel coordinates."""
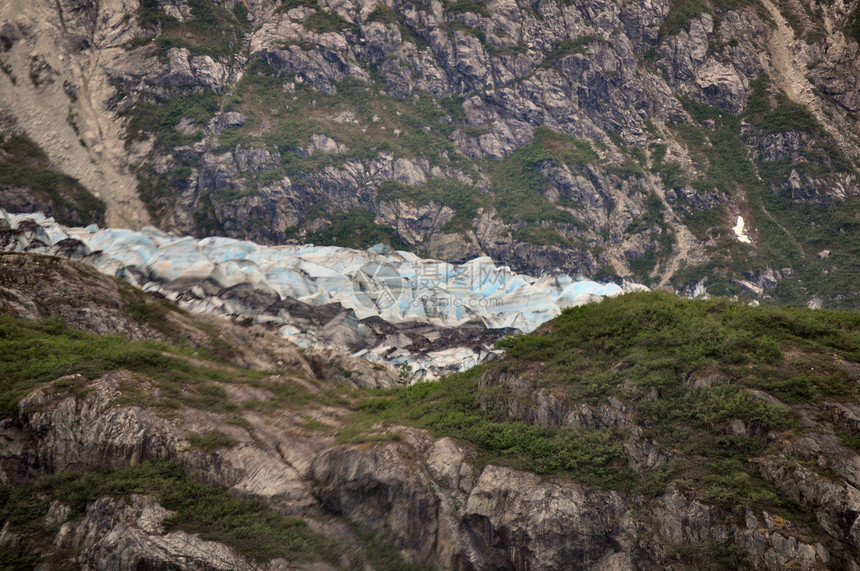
[{"left": 0, "top": 0, "right": 150, "bottom": 229}]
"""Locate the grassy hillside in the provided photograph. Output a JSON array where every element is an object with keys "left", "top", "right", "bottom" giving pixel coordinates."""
[
  {"left": 352, "top": 292, "right": 860, "bottom": 515},
  {"left": 4, "top": 288, "right": 859, "bottom": 506},
  {"left": 2, "top": 278, "right": 860, "bottom": 567}
]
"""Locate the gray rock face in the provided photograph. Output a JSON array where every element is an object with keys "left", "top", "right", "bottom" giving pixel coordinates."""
[
  {"left": 0, "top": 252, "right": 160, "bottom": 341},
  {"left": 56, "top": 495, "right": 259, "bottom": 570},
  {"left": 461, "top": 465, "right": 638, "bottom": 569},
  {"left": 2, "top": 0, "right": 859, "bottom": 303},
  {"left": 810, "top": 35, "right": 860, "bottom": 113},
  {"left": 4, "top": 375, "right": 669, "bottom": 568}
]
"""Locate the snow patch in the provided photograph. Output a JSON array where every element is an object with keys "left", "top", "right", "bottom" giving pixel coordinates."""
[{"left": 733, "top": 216, "right": 751, "bottom": 244}]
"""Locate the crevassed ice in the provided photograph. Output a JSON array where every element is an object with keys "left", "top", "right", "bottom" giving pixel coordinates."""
[{"left": 1, "top": 210, "right": 648, "bottom": 375}]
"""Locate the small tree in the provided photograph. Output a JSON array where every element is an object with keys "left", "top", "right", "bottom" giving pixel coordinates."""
[{"left": 397, "top": 363, "right": 413, "bottom": 385}]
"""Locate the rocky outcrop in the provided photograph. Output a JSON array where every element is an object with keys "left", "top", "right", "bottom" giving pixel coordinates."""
[
  {"left": 0, "top": 367, "right": 847, "bottom": 570},
  {"left": 56, "top": 495, "right": 261, "bottom": 571}
]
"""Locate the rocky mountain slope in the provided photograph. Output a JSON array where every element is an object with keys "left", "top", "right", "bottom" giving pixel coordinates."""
[
  {"left": 2, "top": 252, "right": 860, "bottom": 569},
  {"left": 0, "top": 0, "right": 858, "bottom": 306}
]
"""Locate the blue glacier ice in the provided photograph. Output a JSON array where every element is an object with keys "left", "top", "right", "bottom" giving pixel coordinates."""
[{"left": 1, "top": 210, "right": 648, "bottom": 377}]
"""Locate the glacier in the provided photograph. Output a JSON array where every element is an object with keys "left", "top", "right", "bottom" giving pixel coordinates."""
[{"left": 0, "top": 210, "right": 647, "bottom": 379}]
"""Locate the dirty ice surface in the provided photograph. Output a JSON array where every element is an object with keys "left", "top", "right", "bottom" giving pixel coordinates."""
[{"left": 1, "top": 211, "right": 647, "bottom": 378}]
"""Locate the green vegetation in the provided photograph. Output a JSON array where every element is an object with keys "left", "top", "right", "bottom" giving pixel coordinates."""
[
  {"left": 305, "top": 8, "right": 358, "bottom": 34},
  {"left": 0, "top": 461, "right": 344, "bottom": 563},
  {"left": 671, "top": 72, "right": 859, "bottom": 306},
  {"left": 675, "top": 98, "right": 758, "bottom": 199},
  {"left": 307, "top": 209, "right": 410, "bottom": 250},
  {"left": 136, "top": 0, "right": 176, "bottom": 30},
  {"left": 850, "top": 4, "right": 860, "bottom": 44},
  {"left": 367, "top": 4, "right": 399, "bottom": 24},
  {"left": 136, "top": 0, "right": 249, "bottom": 59},
  {"left": 744, "top": 72, "right": 771, "bottom": 118},
  {"left": 353, "top": 292, "right": 860, "bottom": 513},
  {"left": 445, "top": 0, "right": 491, "bottom": 18},
  {"left": 660, "top": 0, "right": 711, "bottom": 37},
  {"left": 664, "top": 68, "right": 860, "bottom": 307},
  {"left": 757, "top": 96, "right": 822, "bottom": 135},
  {"left": 624, "top": 192, "right": 675, "bottom": 280},
  {"left": 219, "top": 69, "right": 473, "bottom": 171},
  {"left": 670, "top": 95, "right": 805, "bottom": 293},
  {"left": 125, "top": 89, "right": 219, "bottom": 223},
  {"left": 671, "top": 541, "right": 751, "bottom": 570},
  {"left": 540, "top": 35, "right": 604, "bottom": 67},
  {"left": 278, "top": 0, "right": 318, "bottom": 12},
  {"left": 649, "top": 142, "right": 687, "bottom": 190},
  {"left": 126, "top": 92, "right": 219, "bottom": 148},
  {"left": 626, "top": 192, "right": 666, "bottom": 235},
  {"left": 0, "top": 133, "right": 106, "bottom": 226},
  {"left": 0, "top": 313, "right": 280, "bottom": 417},
  {"left": 660, "top": 0, "right": 760, "bottom": 37},
  {"left": 353, "top": 527, "right": 433, "bottom": 571},
  {"left": 277, "top": 0, "right": 360, "bottom": 35},
  {"left": 376, "top": 178, "right": 489, "bottom": 233},
  {"left": 682, "top": 204, "right": 725, "bottom": 242},
  {"left": 490, "top": 127, "right": 598, "bottom": 225},
  {"left": 186, "top": 430, "right": 238, "bottom": 451},
  {"left": 352, "top": 369, "right": 636, "bottom": 488},
  {"left": 763, "top": 196, "right": 860, "bottom": 307}
]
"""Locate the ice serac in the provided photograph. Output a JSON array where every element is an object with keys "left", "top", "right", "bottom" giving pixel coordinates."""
[{"left": 0, "top": 211, "right": 646, "bottom": 377}]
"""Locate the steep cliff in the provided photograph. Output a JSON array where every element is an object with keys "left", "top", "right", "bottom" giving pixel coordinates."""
[
  {"left": 0, "top": 0, "right": 858, "bottom": 305},
  {"left": 1, "top": 255, "right": 860, "bottom": 569}
]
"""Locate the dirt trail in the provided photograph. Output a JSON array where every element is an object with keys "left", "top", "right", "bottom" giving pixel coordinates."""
[
  {"left": 760, "top": 0, "right": 853, "bottom": 153},
  {"left": 654, "top": 186, "right": 701, "bottom": 288},
  {"left": 762, "top": 0, "right": 816, "bottom": 106}
]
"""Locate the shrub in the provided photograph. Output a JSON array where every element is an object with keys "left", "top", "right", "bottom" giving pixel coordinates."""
[
  {"left": 490, "top": 128, "right": 598, "bottom": 224},
  {"left": 307, "top": 209, "right": 410, "bottom": 250},
  {"left": 446, "top": 0, "right": 491, "bottom": 18},
  {"left": 758, "top": 97, "right": 822, "bottom": 134},
  {"left": 186, "top": 430, "right": 238, "bottom": 451},
  {"left": 305, "top": 10, "right": 358, "bottom": 34},
  {"left": 540, "top": 35, "right": 603, "bottom": 67},
  {"left": 367, "top": 4, "right": 399, "bottom": 24},
  {"left": 661, "top": 0, "right": 711, "bottom": 37}
]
